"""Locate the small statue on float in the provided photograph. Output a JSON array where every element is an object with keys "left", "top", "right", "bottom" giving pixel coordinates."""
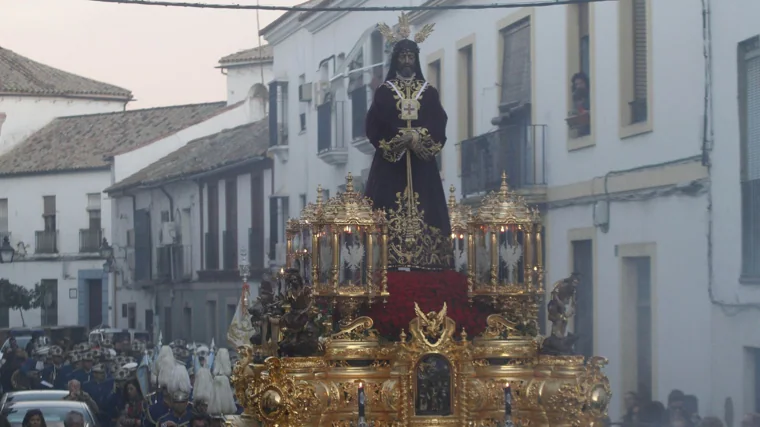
[
  {"left": 541, "top": 272, "right": 581, "bottom": 355},
  {"left": 278, "top": 268, "right": 324, "bottom": 357},
  {"left": 248, "top": 274, "right": 283, "bottom": 348}
]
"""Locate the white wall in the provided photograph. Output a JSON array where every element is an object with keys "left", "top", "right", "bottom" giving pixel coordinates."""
[
  {"left": 1, "top": 171, "right": 112, "bottom": 256},
  {"left": 0, "top": 170, "right": 113, "bottom": 327},
  {"left": 0, "top": 96, "right": 126, "bottom": 155},
  {"left": 263, "top": 0, "right": 760, "bottom": 421},
  {"left": 225, "top": 63, "right": 274, "bottom": 105},
  {"left": 112, "top": 96, "right": 266, "bottom": 183}
]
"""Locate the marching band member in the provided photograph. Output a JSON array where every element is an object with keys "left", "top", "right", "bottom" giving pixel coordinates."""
[
  {"left": 208, "top": 375, "right": 236, "bottom": 426},
  {"left": 191, "top": 367, "right": 213, "bottom": 416},
  {"left": 83, "top": 364, "right": 114, "bottom": 425},
  {"left": 155, "top": 364, "right": 193, "bottom": 426}
]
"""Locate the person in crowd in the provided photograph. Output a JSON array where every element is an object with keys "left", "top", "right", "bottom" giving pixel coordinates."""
[
  {"left": 208, "top": 375, "right": 237, "bottom": 424},
  {"left": 21, "top": 409, "right": 47, "bottom": 427},
  {"left": 621, "top": 391, "right": 640, "bottom": 425},
  {"left": 700, "top": 417, "right": 725, "bottom": 427},
  {"left": 64, "top": 379, "right": 99, "bottom": 415},
  {"left": 155, "top": 364, "right": 194, "bottom": 426},
  {"left": 190, "top": 413, "right": 212, "bottom": 427},
  {"left": 83, "top": 364, "right": 114, "bottom": 425},
  {"left": 42, "top": 346, "right": 68, "bottom": 389},
  {"left": 62, "top": 411, "right": 85, "bottom": 427},
  {"left": 191, "top": 367, "right": 213, "bottom": 417},
  {"left": 117, "top": 378, "right": 145, "bottom": 426},
  {"left": 69, "top": 352, "right": 94, "bottom": 384},
  {"left": 144, "top": 347, "right": 176, "bottom": 426}
]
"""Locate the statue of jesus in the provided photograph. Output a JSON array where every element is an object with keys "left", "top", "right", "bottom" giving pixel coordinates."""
[{"left": 364, "top": 14, "right": 452, "bottom": 271}]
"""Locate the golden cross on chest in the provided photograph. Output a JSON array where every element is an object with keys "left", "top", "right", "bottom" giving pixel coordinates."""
[{"left": 400, "top": 99, "right": 420, "bottom": 121}]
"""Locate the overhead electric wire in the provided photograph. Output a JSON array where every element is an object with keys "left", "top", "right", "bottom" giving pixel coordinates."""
[{"left": 88, "top": 0, "right": 619, "bottom": 12}]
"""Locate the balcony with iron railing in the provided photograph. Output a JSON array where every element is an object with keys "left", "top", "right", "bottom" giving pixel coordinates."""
[
  {"left": 317, "top": 99, "right": 348, "bottom": 165},
  {"left": 35, "top": 230, "right": 58, "bottom": 254},
  {"left": 458, "top": 124, "right": 547, "bottom": 202},
  {"left": 79, "top": 228, "right": 103, "bottom": 253}
]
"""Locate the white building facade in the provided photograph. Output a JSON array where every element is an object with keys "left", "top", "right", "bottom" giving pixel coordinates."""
[
  {"left": 218, "top": 45, "right": 275, "bottom": 106},
  {"left": 260, "top": 0, "right": 760, "bottom": 420},
  {"left": 0, "top": 46, "right": 132, "bottom": 329}
]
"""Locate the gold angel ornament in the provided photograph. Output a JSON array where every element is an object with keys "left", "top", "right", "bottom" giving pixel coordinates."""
[
  {"left": 414, "top": 302, "right": 447, "bottom": 339},
  {"left": 377, "top": 12, "right": 435, "bottom": 45}
]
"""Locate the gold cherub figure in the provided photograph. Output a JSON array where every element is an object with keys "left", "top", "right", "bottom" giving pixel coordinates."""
[{"left": 377, "top": 12, "right": 435, "bottom": 45}]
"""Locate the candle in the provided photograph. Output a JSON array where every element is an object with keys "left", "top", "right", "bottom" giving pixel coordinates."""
[
  {"left": 504, "top": 383, "right": 512, "bottom": 419},
  {"left": 358, "top": 382, "right": 366, "bottom": 417}
]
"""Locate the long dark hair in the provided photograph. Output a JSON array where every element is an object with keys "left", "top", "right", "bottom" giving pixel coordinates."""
[
  {"left": 122, "top": 378, "right": 144, "bottom": 402},
  {"left": 384, "top": 39, "right": 426, "bottom": 82},
  {"left": 21, "top": 409, "right": 47, "bottom": 427}
]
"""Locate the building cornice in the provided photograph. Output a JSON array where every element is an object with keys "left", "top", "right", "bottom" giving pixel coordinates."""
[
  {"left": 305, "top": 0, "right": 368, "bottom": 34},
  {"left": 262, "top": 13, "right": 305, "bottom": 46},
  {"left": 409, "top": 0, "right": 460, "bottom": 24}
]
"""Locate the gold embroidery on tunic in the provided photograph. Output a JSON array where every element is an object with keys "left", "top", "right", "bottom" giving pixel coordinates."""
[{"left": 386, "top": 190, "right": 452, "bottom": 270}]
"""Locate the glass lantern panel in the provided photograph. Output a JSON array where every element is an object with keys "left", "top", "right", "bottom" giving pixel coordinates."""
[
  {"left": 302, "top": 228, "right": 313, "bottom": 251},
  {"left": 474, "top": 228, "right": 491, "bottom": 284},
  {"left": 292, "top": 231, "right": 302, "bottom": 253},
  {"left": 318, "top": 226, "right": 334, "bottom": 285},
  {"left": 452, "top": 232, "right": 468, "bottom": 275},
  {"left": 497, "top": 225, "right": 525, "bottom": 285},
  {"left": 338, "top": 225, "right": 367, "bottom": 287},
  {"left": 371, "top": 228, "right": 382, "bottom": 287}
]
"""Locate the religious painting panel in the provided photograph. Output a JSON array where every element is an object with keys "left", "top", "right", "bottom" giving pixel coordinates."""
[{"left": 414, "top": 354, "right": 452, "bottom": 416}]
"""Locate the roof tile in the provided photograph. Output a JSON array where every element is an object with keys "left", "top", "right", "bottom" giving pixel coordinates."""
[
  {"left": 0, "top": 102, "right": 228, "bottom": 176},
  {"left": 219, "top": 45, "right": 273, "bottom": 65},
  {"left": 107, "top": 118, "right": 270, "bottom": 192},
  {"left": 0, "top": 46, "right": 132, "bottom": 100}
]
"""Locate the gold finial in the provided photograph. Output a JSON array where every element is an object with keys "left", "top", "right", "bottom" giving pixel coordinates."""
[
  {"left": 460, "top": 327, "right": 468, "bottom": 340},
  {"left": 448, "top": 185, "right": 457, "bottom": 206},
  {"left": 316, "top": 184, "right": 323, "bottom": 206},
  {"left": 500, "top": 171, "right": 509, "bottom": 196},
  {"left": 399, "top": 329, "right": 407, "bottom": 342},
  {"left": 377, "top": 12, "right": 435, "bottom": 45},
  {"left": 345, "top": 172, "right": 354, "bottom": 193}
]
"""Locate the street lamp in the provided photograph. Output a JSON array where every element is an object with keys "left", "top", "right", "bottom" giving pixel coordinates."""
[
  {"left": 0, "top": 236, "right": 15, "bottom": 263},
  {"left": 99, "top": 238, "right": 114, "bottom": 260}
]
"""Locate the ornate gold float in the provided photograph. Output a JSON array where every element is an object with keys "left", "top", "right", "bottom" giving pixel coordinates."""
[{"left": 230, "top": 173, "right": 611, "bottom": 427}]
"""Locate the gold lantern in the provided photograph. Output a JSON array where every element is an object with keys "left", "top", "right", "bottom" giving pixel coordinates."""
[
  {"left": 447, "top": 185, "right": 471, "bottom": 274},
  {"left": 311, "top": 173, "right": 388, "bottom": 326},
  {"left": 285, "top": 190, "right": 321, "bottom": 281},
  {"left": 467, "top": 172, "right": 543, "bottom": 330}
]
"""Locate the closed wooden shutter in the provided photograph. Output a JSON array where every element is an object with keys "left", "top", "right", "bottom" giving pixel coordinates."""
[
  {"left": 43, "top": 196, "right": 56, "bottom": 216},
  {"left": 134, "top": 209, "right": 152, "bottom": 281},
  {"left": 632, "top": 0, "right": 648, "bottom": 101},
  {"left": 500, "top": 18, "right": 531, "bottom": 107},
  {"left": 741, "top": 39, "right": 760, "bottom": 276}
]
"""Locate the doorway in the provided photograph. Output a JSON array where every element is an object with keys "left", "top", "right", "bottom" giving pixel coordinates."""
[
  {"left": 87, "top": 279, "right": 103, "bottom": 328},
  {"left": 572, "top": 239, "right": 594, "bottom": 358}
]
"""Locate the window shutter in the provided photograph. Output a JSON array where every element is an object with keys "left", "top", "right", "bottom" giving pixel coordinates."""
[
  {"left": 269, "top": 82, "right": 279, "bottom": 147},
  {"left": 0, "top": 199, "right": 7, "bottom": 231},
  {"left": 500, "top": 18, "right": 531, "bottom": 107},
  {"left": 632, "top": 0, "right": 648, "bottom": 101},
  {"left": 745, "top": 56, "right": 760, "bottom": 180},
  {"left": 43, "top": 196, "right": 56, "bottom": 216},
  {"left": 87, "top": 193, "right": 101, "bottom": 211}
]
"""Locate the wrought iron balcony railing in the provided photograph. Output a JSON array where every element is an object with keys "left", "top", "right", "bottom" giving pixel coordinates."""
[
  {"left": 79, "top": 228, "right": 103, "bottom": 253},
  {"left": 35, "top": 230, "right": 58, "bottom": 254},
  {"left": 459, "top": 124, "right": 547, "bottom": 199}
]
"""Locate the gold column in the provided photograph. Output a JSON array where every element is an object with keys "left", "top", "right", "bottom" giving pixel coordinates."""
[
  {"left": 366, "top": 232, "right": 374, "bottom": 292},
  {"left": 381, "top": 224, "right": 388, "bottom": 295},
  {"left": 525, "top": 226, "right": 533, "bottom": 289},
  {"left": 536, "top": 225, "right": 543, "bottom": 267},
  {"left": 467, "top": 228, "right": 475, "bottom": 294},
  {"left": 286, "top": 234, "right": 293, "bottom": 269},
  {"left": 332, "top": 228, "right": 340, "bottom": 292},
  {"left": 490, "top": 228, "right": 499, "bottom": 288},
  {"left": 311, "top": 230, "right": 319, "bottom": 290}
]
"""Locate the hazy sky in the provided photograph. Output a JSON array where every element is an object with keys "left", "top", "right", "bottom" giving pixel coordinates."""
[{"left": 0, "top": 0, "right": 301, "bottom": 109}]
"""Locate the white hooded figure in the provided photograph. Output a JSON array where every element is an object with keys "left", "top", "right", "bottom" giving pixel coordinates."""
[
  {"left": 193, "top": 367, "right": 214, "bottom": 405},
  {"left": 168, "top": 363, "right": 192, "bottom": 398},
  {"left": 156, "top": 346, "right": 176, "bottom": 389},
  {"left": 208, "top": 375, "right": 237, "bottom": 417},
  {"left": 212, "top": 348, "right": 232, "bottom": 377}
]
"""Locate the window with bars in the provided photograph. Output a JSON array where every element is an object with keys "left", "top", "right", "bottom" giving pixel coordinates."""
[
  {"left": 500, "top": 18, "right": 531, "bottom": 109},
  {"left": 630, "top": 0, "right": 648, "bottom": 124},
  {"left": 739, "top": 36, "right": 760, "bottom": 278}
]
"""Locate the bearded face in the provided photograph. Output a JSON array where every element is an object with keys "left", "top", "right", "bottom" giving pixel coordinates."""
[{"left": 397, "top": 49, "right": 416, "bottom": 78}]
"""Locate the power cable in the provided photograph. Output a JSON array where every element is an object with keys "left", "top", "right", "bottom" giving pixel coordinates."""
[{"left": 88, "top": 0, "right": 619, "bottom": 12}]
